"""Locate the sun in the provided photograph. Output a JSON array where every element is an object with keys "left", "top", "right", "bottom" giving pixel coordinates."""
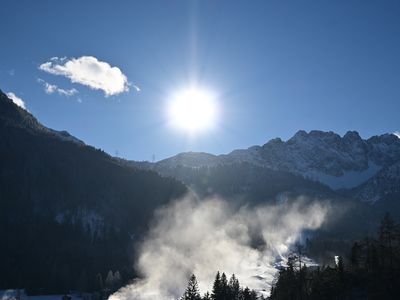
[{"left": 168, "top": 88, "right": 217, "bottom": 133}]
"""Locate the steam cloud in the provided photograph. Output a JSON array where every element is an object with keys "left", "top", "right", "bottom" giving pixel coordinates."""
[{"left": 110, "top": 195, "right": 329, "bottom": 300}]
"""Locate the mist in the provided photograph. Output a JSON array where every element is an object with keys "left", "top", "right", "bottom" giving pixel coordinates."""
[{"left": 110, "top": 194, "right": 330, "bottom": 300}]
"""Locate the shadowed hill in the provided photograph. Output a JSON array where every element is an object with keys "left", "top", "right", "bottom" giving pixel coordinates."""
[{"left": 0, "top": 90, "right": 187, "bottom": 293}]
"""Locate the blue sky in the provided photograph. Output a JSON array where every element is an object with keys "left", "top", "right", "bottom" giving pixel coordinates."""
[{"left": 1, "top": 0, "right": 399, "bottom": 161}]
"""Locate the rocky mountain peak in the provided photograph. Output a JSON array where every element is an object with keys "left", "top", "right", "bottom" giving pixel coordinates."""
[
  {"left": 343, "top": 130, "right": 362, "bottom": 141},
  {"left": 290, "top": 129, "right": 308, "bottom": 141},
  {"left": 368, "top": 133, "right": 400, "bottom": 145}
]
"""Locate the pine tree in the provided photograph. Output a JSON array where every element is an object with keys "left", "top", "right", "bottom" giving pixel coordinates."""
[
  {"left": 211, "top": 272, "right": 221, "bottom": 300},
  {"left": 220, "top": 273, "right": 228, "bottom": 300},
  {"left": 181, "top": 274, "right": 201, "bottom": 300},
  {"left": 113, "top": 270, "right": 121, "bottom": 287},
  {"left": 337, "top": 256, "right": 345, "bottom": 281},
  {"left": 105, "top": 270, "right": 114, "bottom": 289},
  {"left": 228, "top": 274, "right": 240, "bottom": 300},
  {"left": 379, "top": 213, "right": 396, "bottom": 270},
  {"left": 242, "top": 287, "right": 251, "bottom": 300}
]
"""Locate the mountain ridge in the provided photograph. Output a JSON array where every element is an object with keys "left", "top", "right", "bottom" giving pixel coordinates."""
[{"left": 129, "top": 129, "right": 400, "bottom": 200}]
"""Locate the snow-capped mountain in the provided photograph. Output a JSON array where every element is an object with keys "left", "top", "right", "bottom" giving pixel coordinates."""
[
  {"left": 222, "top": 130, "right": 400, "bottom": 189},
  {"left": 143, "top": 130, "right": 400, "bottom": 198}
]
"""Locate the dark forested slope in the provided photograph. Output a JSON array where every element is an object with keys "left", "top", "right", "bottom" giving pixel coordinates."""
[{"left": 0, "top": 90, "right": 187, "bottom": 293}]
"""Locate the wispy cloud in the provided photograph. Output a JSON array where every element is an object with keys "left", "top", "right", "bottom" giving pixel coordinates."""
[
  {"left": 38, "top": 79, "right": 78, "bottom": 97},
  {"left": 39, "top": 56, "right": 130, "bottom": 97},
  {"left": 6, "top": 92, "right": 26, "bottom": 110},
  {"left": 57, "top": 87, "right": 78, "bottom": 97},
  {"left": 133, "top": 84, "right": 141, "bottom": 92}
]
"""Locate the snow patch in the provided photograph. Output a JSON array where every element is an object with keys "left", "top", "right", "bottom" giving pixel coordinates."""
[{"left": 303, "top": 163, "right": 382, "bottom": 189}]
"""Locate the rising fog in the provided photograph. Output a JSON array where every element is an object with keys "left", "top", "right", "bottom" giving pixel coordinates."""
[{"left": 110, "top": 194, "right": 330, "bottom": 300}]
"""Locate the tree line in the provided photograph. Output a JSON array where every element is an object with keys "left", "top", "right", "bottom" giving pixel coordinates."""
[
  {"left": 180, "top": 272, "right": 265, "bottom": 300},
  {"left": 269, "top": 213, "right": 400, "bottom": 300}
]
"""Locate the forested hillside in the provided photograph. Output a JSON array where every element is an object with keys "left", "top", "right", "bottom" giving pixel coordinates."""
[
  {"left": 269, "top": 214, "right": 400, "bottom": 300},
  {"left": 0, "top": 91, "right": 187, "bottom": 293}
]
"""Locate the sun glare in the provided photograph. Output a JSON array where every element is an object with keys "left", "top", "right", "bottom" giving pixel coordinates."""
[{"left": 168, "top": 88, "right": 217, "bottom": 133}]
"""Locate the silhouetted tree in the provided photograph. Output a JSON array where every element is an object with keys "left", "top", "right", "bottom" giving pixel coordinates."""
[
  {"left": 208, "top": 272, "right": 258, "bottom": 300},
  {"left": 220, "top": 273, "right": 228, "bottom": 300},
  {"left": 211, "top": 271, "right": 222, "bottom": 300},
  {"left": 228, "top": 274, "right": 240, "bottom": 300},
  {"left": 242, "top": 287, "right": 252, "bottom": 300},
  {"left": 336, "top": 256, "right": 344, "bottom": 280},
  {"left": 350, "top": 242, "right": 361, "bottom": 268},
  {"left": 181, "top": 274, "right": 201, "bottom": 300},
  {"left": 249, "top": 290, "right": 258, "bottom": 300},
  {"left": 379, "top": 213, "right": 397, "bottom": 270}
]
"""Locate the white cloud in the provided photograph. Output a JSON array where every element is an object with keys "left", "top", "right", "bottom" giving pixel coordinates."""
[
  {"left": 394, "top": 132, "right": 400, "bottom": 139},
  {"left": 6, "top": 92, "right": 26, "bottom": 110},
  {"left": 39, "top": 56, "right": 130, "bottom": 96},
  {"left": 38, "top": 79, "right": 78, "bottom": 97}
]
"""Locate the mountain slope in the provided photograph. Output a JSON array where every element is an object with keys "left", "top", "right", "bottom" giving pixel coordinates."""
[
  {"left": 351, "top": 160, "right": 400, "bottom": 204},
  {"left": 152, "top": 161, "right": 335, "bottom": 203},
  {"left": 0, "top": 90, "right": 187, "bottom": 293}
]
